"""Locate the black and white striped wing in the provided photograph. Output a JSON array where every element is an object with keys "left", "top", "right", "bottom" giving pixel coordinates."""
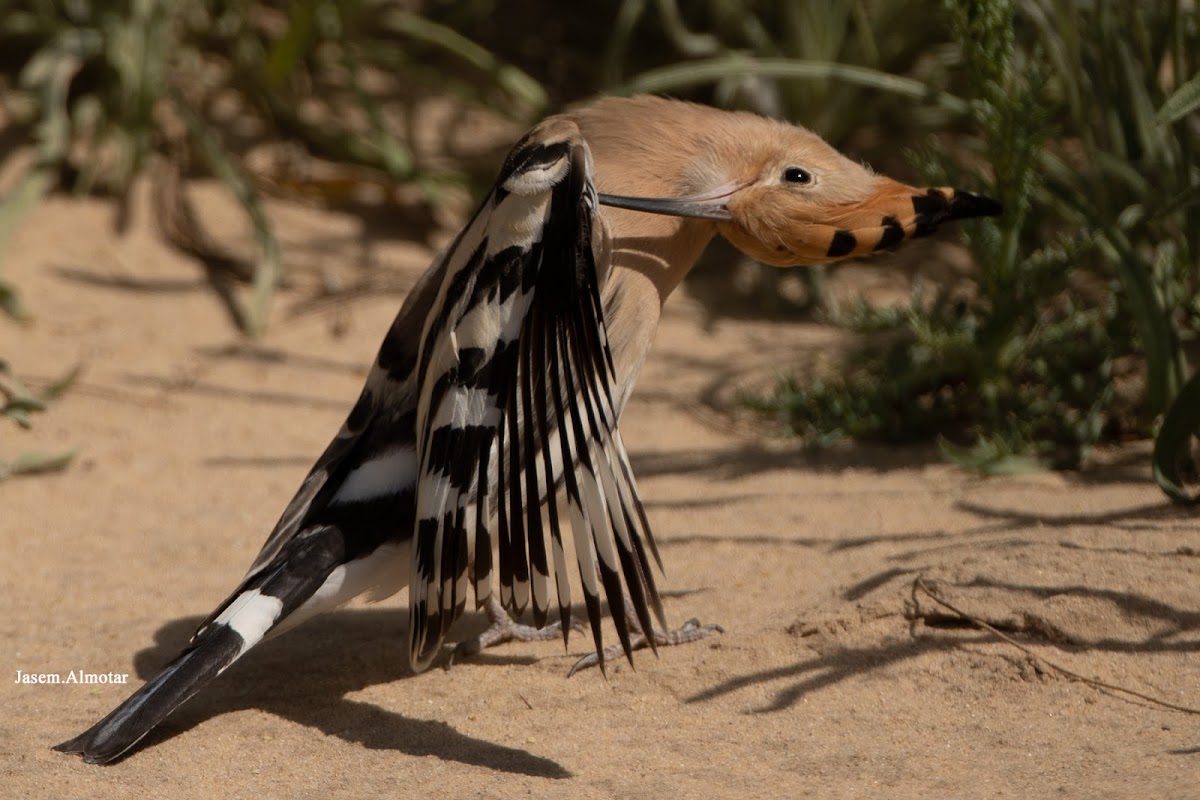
[{"left": 408, "top": 120, "right": 667, "bottom": 672}]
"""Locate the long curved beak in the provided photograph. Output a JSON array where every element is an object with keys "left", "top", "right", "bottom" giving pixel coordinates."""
[{"left": 597, "top": 184, "right": 740, "bottom": 221}]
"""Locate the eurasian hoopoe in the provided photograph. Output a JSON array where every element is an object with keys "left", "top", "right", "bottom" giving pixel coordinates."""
[{"left": 56, "top": 95, "right": 1000, "bottom": 764}]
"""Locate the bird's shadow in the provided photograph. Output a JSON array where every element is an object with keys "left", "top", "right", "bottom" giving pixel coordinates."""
[{"left": 126, "top": 609, "right": 570, "bottom": 778}]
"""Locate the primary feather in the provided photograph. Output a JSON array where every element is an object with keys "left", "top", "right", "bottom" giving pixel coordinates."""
[{"left": 408, "top": 120, "right": 664, "bottom": 671}]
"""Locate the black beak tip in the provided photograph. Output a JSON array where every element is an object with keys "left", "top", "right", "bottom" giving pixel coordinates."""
[{"left": 949, "top": 190, "right": 1003, "bottom": 219}]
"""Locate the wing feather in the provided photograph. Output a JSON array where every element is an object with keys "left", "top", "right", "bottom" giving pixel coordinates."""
[
  {"left": 408, "top": 121, "right": 666, "bottom": 671},
  {"left": 472, "top": 428, "right": 494, "bottom": 608},
  {"left": 531, "top": 307, "right": 573, "bottom": 642},
  {"left": 519, "top": 311, "right": 552, "bottom": 628},
  {"left": 503, "top": 379, "right": 532, "bottom": 616}
]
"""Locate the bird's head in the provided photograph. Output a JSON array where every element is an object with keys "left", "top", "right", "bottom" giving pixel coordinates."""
[{"left": 583, "top": 96, "right": 1000, "bottom": 267}]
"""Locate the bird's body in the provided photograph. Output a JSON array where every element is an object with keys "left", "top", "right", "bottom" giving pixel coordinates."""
[{"left": 56, "top": 96, "right": 999, "bottom": 764}]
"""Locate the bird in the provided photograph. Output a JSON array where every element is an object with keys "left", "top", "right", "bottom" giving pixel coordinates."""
[{"left": 55, "top": 94, "right": 1000, "bottom": 764}]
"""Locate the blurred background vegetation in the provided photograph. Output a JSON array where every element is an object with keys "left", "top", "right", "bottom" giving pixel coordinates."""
[{"left": 1, "top": 0, "right": 1198, "bottom": 498}]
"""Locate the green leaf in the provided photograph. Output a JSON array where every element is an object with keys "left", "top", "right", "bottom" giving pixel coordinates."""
[
  {"left": 5, "top": 407, "right": 34, "bottom": 428},
  {"left": 1152, "top": 369, "right": 1200, "bottom": 503},
  {"left": 264, "top": 0, "right": 323, "bottom": 87},
  {"left": 938, "top": 436, "right": 1048, "bottom": 476},
  {"left": 0, "top": 280, "right": 29, "bottom": 322},
  {"left": 174, "top": 93, "right": 280, "bottom": 337},
  {"left": 39, "top": 363, "right": 83, "bottom": 401},
  {"left": 382, "top": 11, "right": 548, "bottom": 114},
  {"left": 1, "top": 361, "right": 80, "bottom": 424},
  {"left": 338, "top": 20, "right": 416, "bottom": 180},
  {"left": 1157, "top": 72, "right": 1200, "bottom": 124},
  {"left": 0, "top": 165, "right": 57, "bottom": 320},
  {"left": 0, "top": 363, "right": 45, "bottom": 409},
  {"left": 0, "top": 449, "right": 77, "bottom": 481},
  {"left": 621, "top": 57, "right": 969, "bottom": 114}
]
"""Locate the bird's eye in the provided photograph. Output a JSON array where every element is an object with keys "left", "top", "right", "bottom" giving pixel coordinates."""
[{"left": 783, "top": 166, "right": 813, "bottom": 185}]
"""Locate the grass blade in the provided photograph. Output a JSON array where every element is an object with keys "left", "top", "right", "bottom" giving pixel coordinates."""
[
  {"left": 0, "top": 449, "right": 77, "bottom": 481},
  {"left": 1158, "top": 72, "right": 1200, "bottom": 124},
  {"left": 381, "top": 10, "right": 548, "bottom": 114},
  {"left": 0, "top": 165, "right": 56, "bottom": 322},
  {"left": 174, "top": 92, "right": 280, "bottom": 337},
  {"left": 621, "top": 57, "right": 968, "bottom": 113},
  {"left": 1153, "top": 369, "right": 1200, "bottom": 503}
]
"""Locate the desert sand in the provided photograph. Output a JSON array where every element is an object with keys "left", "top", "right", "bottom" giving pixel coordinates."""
[{"left": 3, "top": 174, "right": 1198, "bottom": 800}]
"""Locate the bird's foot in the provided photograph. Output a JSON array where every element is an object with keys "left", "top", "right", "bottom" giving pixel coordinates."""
[
  {"left": 567, "top": 617, "right": 724, "bottom": 677},
  {"left": 450, "top": 594, "right": 582, "bottom": 665}
]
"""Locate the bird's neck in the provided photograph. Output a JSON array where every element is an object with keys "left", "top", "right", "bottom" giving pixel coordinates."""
[
  {"left": 603, "top": 209, "right": 716, "bottom": 303},
  {"left": 597, "top": 209, "right": 717, "bottom": 410}
]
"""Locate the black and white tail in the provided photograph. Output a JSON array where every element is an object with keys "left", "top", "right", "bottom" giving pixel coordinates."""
[{"left": 54, "top": 524, "right": 348, "bottom": 763}]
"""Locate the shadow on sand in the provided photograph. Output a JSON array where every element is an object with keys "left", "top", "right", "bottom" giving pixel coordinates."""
[
  {"left": 123, "top": 608, "right": 570, "bottom": 778},
  {"left": 687, "top": 573, "right": 1200, "bottom": 715},
  {"left": 681, "top": 496, "right": 1199, "bottom": 716},
  {"left": 117, "top": 583, "right": 717, "bottom": 771}
]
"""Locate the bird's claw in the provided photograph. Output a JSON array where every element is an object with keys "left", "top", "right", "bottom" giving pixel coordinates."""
[
  {"left": 567, "top": 618, "right": 725, "bottom": 677},
  {"left": 449, "top": 595, "right": 584, "bottom": 667}
]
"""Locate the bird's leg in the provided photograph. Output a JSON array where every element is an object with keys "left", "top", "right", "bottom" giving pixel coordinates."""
[
  {"left": 567, "top": 597, "right": 724, "bottom": 676},
  {"left": 450, "top": 594, "right": 582, "bottom": 664}
]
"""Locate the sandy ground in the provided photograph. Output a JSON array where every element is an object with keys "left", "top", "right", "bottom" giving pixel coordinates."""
[{"left": 3, "top": 176, "right": 1199, "bottom": 800}]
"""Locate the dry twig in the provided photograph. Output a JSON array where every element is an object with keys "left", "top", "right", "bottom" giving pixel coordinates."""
[{"left": 911, "top": 576, "right": 1200, "bottom": 715}]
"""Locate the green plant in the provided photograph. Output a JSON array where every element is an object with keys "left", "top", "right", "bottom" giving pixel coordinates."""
[
  {"left": 0, "top": 358, "right": 77, "bottom": 480},
  {"left": 0, "top": 0, "right": 547, "bottom": 333},
  {"left": 739, "top": 0, "right": 1199, "bottom": 480},
  {"left": 1153, "top": 66, "right": 1200, "bottom": 500}
]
